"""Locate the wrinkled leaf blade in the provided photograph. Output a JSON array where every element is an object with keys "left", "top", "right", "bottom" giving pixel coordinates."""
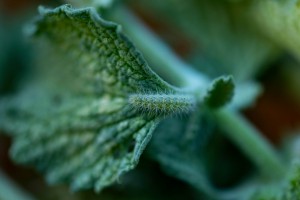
[{"left": 0, "top": 4, "right": 194, "bottom": 192}]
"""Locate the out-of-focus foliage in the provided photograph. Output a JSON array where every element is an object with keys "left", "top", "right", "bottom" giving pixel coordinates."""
[
  {"left": 0, "top": 15, "right": 32, "bottom": 95},
  {"left": 149, "top": 109, "right": 254, "bottom": 200},
  {"left": 251, "top": 1, "right": 300, "bottom": 61},
  {"left": 134, "top": 0, "right": 277, "bottom": 81},
  {"left": 148, "top": 109, "right": 217, "bottom": 198},
  {"left": 250, "top": 160, "right": 300, "bottom": 200}
]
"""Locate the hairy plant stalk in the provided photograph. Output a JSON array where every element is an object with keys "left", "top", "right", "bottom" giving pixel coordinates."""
[{"left": 110, "top": 5, "right": 286, "bottom": 179}]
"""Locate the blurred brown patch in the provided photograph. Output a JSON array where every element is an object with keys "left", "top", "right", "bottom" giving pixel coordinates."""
[
  {"left": 244, "top": 68, "right": 300, "bottom": 145},
  {"left": 1, "top": 0, "right": 39, "bottom": 16}
]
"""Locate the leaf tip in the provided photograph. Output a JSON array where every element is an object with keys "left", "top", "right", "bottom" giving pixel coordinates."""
[{"left": 204, "top": 75, "right": 235, "bottom": 109}]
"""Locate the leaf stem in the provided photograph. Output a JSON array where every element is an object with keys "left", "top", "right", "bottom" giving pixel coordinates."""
[
  {"left": 213, "top": 109, "right": 285, "bottom": 178},
  {"left": 0, "top": 169, "right": 35, "bottom": 200},
  {"left": 110, "top": 5, "right": 286, "bottom": 178}
]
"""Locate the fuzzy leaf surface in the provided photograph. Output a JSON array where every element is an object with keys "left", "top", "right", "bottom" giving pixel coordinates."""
[
  {"left": 0, "top": 4, "right": 194, "bottom": 192},
  {"left": 0, "top": 88, "right": 159, "bottom": 192}
]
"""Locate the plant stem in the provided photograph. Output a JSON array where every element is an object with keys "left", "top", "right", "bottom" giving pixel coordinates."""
[
  {"left": 213, "top": 109, "right": 285, "bottom": 178},
  {"left": 110, "top": 6, "right": 286, "bottom": 178},
  {"left": 0, "top": 169, "right": 35, "bottom": 200}
]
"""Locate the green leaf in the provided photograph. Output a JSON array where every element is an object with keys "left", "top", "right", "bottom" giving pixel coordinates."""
[
  {"left": 0, "top": 86, "right": 161, "bottom": 192},
  {"left": 250, "top": 1, "right": 300, "bottom": 60},
  {"left": 0, "top": 4, "right": 195, "bottom": 192},
  {"left": 32, "top": 4, "right": 176, "bottom": 95},
  {"left": 203, "top": 76, "right": 234, "bottom": 109}
]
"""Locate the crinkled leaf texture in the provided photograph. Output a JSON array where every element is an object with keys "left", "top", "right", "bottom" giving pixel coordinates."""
[
  {"left": 0, "top": 88, "right": 159, "bottom": 192},
  {"left": 0, "top": 4, "right": 195, "bottom": 192}
]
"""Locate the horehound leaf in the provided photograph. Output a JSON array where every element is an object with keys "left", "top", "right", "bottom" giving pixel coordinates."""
[
  {"left": 203, "top": 76, "right": 234, "bottom": 109},
  {"left": 32, "top": 4, "right": 178, "bottom": 95},
  {"left": 0, "top": 4, "right": 195, "bottom": 192},
  {"left": 0, "top": 87, "right": 160, "bottom": 192}
]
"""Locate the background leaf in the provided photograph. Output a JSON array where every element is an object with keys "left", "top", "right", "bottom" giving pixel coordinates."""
[
  {"left": 0, "top": 85, "right": 159, "bottom": 192},
  {"left": 133, "top": 0, "right": 277, "bottom": 82}
]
